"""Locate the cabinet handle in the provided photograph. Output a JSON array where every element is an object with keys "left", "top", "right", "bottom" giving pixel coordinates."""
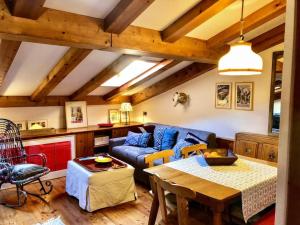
[
  {"left": 245, "top": 148, "right": 252, "bottom": 154},
  {"left": 268, "top": 152, "right": 276, "bottom": 161}
]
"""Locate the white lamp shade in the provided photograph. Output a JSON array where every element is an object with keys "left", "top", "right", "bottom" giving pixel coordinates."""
[
  {"left": 120, "top": 102, "right": 133, "bottom": 112},
  {"left": 218, "top": 41, "right": 263, "bottom": 76}
]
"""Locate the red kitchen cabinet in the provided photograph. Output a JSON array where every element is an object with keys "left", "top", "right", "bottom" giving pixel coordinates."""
[{"left": 25, "top": 141, "right": 71, "bottom": 171}]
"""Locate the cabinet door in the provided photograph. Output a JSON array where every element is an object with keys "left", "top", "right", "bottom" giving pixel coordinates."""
[
  {"left": 112, "top": 128, "right": 129, "bottom": 138},
  {"left": 259, "top": 144, "right": 278, "bottom": 162},
  {"left": 76, "top": 132, "right": 94, "bottom": 158},
  {"left": 40, "top": 144, "right": 55, "bottom": 171},
  {"left": 235, "top": 140, "right": 258, "bottom": 158},
  {"left": 55, "top": 141, "right": 71, "bottom": 170},
  {"left": 25, "top": 145, "right": 43, "bottom": 165}
]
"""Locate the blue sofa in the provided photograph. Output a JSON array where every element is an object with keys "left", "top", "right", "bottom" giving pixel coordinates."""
[{"left": 109, "top": 123, "right": 216, "bottom": 185}]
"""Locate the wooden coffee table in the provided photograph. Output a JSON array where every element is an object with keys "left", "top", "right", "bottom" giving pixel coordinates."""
[{"left": 66, "top": 155, "right": 137, "bottom": 212}]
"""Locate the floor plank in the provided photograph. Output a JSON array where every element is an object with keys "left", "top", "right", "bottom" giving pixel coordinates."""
[{"left": 0, "top": 177, "right": 158, "bottom": 225}]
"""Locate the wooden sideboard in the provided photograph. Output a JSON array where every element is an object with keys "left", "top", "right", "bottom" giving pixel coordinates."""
[
  {"left": 235, "top": 132, "right": 279, "bottom": 162},
  {"left": 20, "top": 123, "right": 142, "bottom": 157}
]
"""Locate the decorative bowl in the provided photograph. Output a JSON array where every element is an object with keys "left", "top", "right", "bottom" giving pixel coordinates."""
[
  {"left": 95, "top": 156, "right": 113, "bottom": 164},
  {"left": 201, "top": 148, "right": 238, "bottom": 166}
]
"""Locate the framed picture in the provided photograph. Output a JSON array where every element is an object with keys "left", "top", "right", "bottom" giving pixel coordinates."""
[
  {"left": 28, "top": 120, "right": 48, "bottom": 130},
  {"left": 215, "top": 83, "right": 232, "bottom": 109},
  {"left": 14, "top": 121, "right": 27, "bottom": 131},
  {"left": 235, "top": 82, "right": 254, "bottom": 110},
  {"left": 65, "top": 101, "right": 88, "bottom": 129},
  {"left": 108, "top": 109, "right": 120, "bottom": 124}
]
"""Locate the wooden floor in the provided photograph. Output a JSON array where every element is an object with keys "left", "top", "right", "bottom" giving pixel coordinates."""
[{"left": 0, "top": 177, "right": 158, "bottom": 225}]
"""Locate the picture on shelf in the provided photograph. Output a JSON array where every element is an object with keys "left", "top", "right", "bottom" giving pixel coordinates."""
[
  {"left": 215, "top": 83, "right": 232, "bottom": 109},
  {"left": 28, "top": 120, "right": 48, "bottom": 130},
  {"left": 14, "top": 121, "right": 27, "bottom": 131},
  {"left": 65, "top": 101, "right": 88, "bottom": 128},
  {"left": 235, "top": 82, "right": 254, "bottom": 110},
  {"left": 108, "top": 109, "right": 120, "bottom": 124}
]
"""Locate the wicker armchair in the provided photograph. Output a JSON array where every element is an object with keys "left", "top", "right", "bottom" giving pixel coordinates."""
[{"left": 0, "top": 118, "right": 53, "bottom": 207}]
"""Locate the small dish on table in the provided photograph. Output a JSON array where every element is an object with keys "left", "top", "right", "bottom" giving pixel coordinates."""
[{"left": 201, "top": 148, "right": 238, "bottom": 165}]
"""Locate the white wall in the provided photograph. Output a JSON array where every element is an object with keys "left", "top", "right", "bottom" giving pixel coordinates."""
[
  {"left": 133, "top": 44, "right": 284, "bottom": 139},
  {"left": 0, "top": 104, "right": 120, "bottom": 129}
]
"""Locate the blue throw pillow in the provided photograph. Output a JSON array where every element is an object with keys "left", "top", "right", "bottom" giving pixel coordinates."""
[
  {"left": 173, "top": 139, "right": 192, "bottom": 159},
  {"left": 154, "top": 127, "right": 178, "bottom": 150},
  {"left": 185, "top": 132, "right": 208, "bottom": 145},
  {"left": 124, "top": 131, "right": 151, "bottom": 147}
]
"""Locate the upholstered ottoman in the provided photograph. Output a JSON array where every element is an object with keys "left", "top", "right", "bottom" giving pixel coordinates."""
[{"left": 66, "top": 160, "right": 137, "bottom": 212}]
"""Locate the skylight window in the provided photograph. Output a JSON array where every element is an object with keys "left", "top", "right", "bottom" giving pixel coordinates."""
[{"left": 101, "top": 60, "right": 157, "bottom": 87}]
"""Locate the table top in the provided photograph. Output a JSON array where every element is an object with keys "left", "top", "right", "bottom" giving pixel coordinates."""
[{"left": 144, "top": 155, "right": 277, "bottom": 202}]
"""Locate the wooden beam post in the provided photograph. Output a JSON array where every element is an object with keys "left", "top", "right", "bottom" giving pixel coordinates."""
[
  {"left": 31, "top": 48, "right": 92, "bottom": 101},
  {"left": 70, "top": 54, "right": 139, "bottom": 101},
  {"left": 104, "top": 0, "right": 155, "bottom": 34},
  {"left": 131, "top": 63, "right": 216, "bottom": 105},
  {"left": 161, "top": 0, "right": 236, "bottom": 43},
  {"left": 4, "top": 0, "right": 46, "bottom": 19},
  {"left": 207, "top": 0, "right": 286, "bottom": 49},
  {"left": 103, "top": 59, "right": 181, "bottom": 101}
]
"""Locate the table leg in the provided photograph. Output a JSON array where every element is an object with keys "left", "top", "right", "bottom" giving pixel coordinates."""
[
  {"left": 211, "top": 203, "right": 224, "bottom": 225},
  {"left": 148, "top": 176, "right": 159, "bottom": 225}
]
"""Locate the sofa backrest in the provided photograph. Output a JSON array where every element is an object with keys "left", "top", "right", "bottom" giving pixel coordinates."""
[{"left": 146, "top": 123, "right": 217, "bottom": 148}]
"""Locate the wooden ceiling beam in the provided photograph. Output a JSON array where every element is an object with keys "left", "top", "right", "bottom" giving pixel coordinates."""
[
  {"left": 70, "top": 55, "right": 139, "bottom": 101},
  {"left": 31, "top": 48, "right": 92, "bottom": 101},
  {"left": 103, "top": 59, "right": 181, "bottom": 101},
  {"left": 0, "top": 0, "right": 46, "bottom": 88},
  {"left": 161, "top": 0, "right": 236, "bottom": 43},
  {"left": 252, "top": 23, "right": 285, "bottom": 53},
  {"left": 104, "top": 0, "right": 155, "bottom": 34},
  {"left": 0, "top": 95, "right": 131, "bottom": 107},
  {"left": 207, "top": 0, "right": 286, "bottom": 49},
  {"left": 0, "top": 0, "right": 220, "bottom": 63},
  {"left": 131, "top": 63, "right": 216, "bottom": 105},
  {"left": 4, "top": 0, "right": 46, "bottom": 19}
]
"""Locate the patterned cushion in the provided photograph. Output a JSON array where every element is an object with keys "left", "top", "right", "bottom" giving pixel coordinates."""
[
  {"left": 173, "top": 139, "right": 192, "bottom": 159},
  {"left": 185, "top": 132, "right": 208, "bottom": 145},
  {"left": 154, "top": 127, "right": 178, "bottom": 150},
  {"left": 124, "top": 131, "right": 151, "bottom": 147}
]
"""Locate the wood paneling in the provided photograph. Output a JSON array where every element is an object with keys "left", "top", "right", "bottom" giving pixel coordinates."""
[
  {"left": 0, "top": 0, "right": 220, "bottom": 63},
  {"left": 207, "top": 0, "right": 286, "bottom": 49},
  {"left": 5, "top": 0, "right": 46, "bottom": 19},
  {"left": 131, "top": 63, "right": 216, "bottom": 105},
  {"left": 70, "top": 54, "right": 139, "bottom": 100},
  {"left": 161, "top": 0, "right": 235, "bottom": 43},
  {"left": 0, "top": 95, "right": 130, "bottom": 107},
  {"left": 104, "top": 0, "right": 155, "bottom": 34},
  {"left": 31, "top": 48, "right": 91, "bottom": 101},
  {"left": 103, "top": 59, "right": 180, "bottom": 101},
  {"left": 0, "top": 40, "right": 20, "bottom": 87},
  {"left": 75, "top": 132, "right": 94, "bottom": 158}
]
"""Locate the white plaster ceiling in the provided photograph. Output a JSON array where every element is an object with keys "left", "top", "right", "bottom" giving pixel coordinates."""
[
  {"left": 124, "top": 61, "right": 194, "bottom": 96},
  {"left": 0, "top": 42, "right": 68, "bottom": 96},
  {"left": 49, "top": 50, "right": 121, "bottom": 96},
  {"left": 44, "top": 0, "right": 120, "bottom": 18}
]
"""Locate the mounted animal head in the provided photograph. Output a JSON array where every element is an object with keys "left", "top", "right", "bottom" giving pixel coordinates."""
[{"left": 172, "top": 92, "right": 189, "bottom": 107}]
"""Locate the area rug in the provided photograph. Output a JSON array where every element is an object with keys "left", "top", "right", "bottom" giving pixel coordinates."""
[{"left": 35, "top": 217, "right": 65, "bottom": 225}]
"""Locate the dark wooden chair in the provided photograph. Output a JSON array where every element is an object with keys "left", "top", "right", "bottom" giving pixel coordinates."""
[{"left": 0, "top": 118, "right": 53, "bottom": 207}]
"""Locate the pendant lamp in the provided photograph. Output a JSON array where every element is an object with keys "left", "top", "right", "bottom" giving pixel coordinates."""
[{"left": 218, "top": 0, "right": 263, "bottom": 76}]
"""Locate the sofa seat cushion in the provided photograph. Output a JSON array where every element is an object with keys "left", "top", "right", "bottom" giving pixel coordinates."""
[
  {"left": 111, "top": 145, "right": 158, "bottom": 167},
  {"left": 11, "top": 164, "right": 49, "bottom": 182},
  {"left": 153, "top": 127, "right": 178, "bottom": 150}
]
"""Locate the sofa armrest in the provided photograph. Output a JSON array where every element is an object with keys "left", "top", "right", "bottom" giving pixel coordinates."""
[
  {"left": 144, "top": 150, "right": 174, "bottom": 168},
  {"left": 181, "top": 143, "right": 207, "bottom": 159},
  {"left": 109, "top": 137, "right": 127, "bottom": 148}
]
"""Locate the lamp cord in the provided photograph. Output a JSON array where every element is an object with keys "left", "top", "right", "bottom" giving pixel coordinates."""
[{"left": 240, "top": 0, "right": 245, "bottom": 40}]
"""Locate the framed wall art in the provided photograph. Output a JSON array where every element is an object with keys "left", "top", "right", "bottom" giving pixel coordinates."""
[
  {"left": 28, "top": 120, "right": 48, "bottom": 130},
  {"left": 215, "top": 83, "right": 232, "bottom": 109},
  {"left": 235, "top": 82, "right": 254, "bottom": 110},
  {"left": 65, "top": 101, "right": 88, "bottom": 129},
  {"left": 14, "top": 121, "right": 27, "bottom": 131},
  {"left": 108, "top": 109, "right": 120, "bottom": 124}
]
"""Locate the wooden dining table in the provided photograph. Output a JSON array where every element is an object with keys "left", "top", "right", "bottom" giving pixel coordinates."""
[{"left": 144, "top": 155, "right": 277, "bottom": 225}]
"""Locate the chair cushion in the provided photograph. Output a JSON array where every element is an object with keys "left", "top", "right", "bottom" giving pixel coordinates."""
[
  {"left": 154, "top": 127, "right": 178, "bottom": 150},
  {"left": 11, "top": 164, "right": 49, "bottom": 182},
  {"left": 173, "top": 139, "right": 192, "bottom": 159},
  {"left": 124, "top": 131, "right": 151, "bottom": 148}
]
